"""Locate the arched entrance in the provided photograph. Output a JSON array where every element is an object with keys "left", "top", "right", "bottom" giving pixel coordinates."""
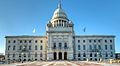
[
  {"left": 53, "top": 52, "right": 57, "bottom": 60},
  {"left": 59, "top": 52, "right": 62, "bottom": 60},
  {"left": 64, "top": 52, "right": 67, "bottom": 60}
]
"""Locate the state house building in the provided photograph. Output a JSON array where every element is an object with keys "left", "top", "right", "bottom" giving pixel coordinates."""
[{"left": 5, "top": 3, "right": 115, "bottom": 63}]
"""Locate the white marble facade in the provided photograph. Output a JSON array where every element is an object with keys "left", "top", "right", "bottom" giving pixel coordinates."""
[{"left": 5, "top": 3, "right": 115, "bottom": 63}]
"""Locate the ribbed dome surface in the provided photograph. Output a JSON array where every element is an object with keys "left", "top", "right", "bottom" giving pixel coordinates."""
[{"left": 52, "top": 3, "right": 67, "bottom": 20}]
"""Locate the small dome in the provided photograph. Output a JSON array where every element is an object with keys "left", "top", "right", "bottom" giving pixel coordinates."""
[{"left": 52, "top": 3, "right": 67, "bottom": 20}]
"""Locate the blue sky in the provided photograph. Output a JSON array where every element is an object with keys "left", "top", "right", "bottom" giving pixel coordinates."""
[{"left": 0, "top": 0, "right": 120, "bottom": 54}]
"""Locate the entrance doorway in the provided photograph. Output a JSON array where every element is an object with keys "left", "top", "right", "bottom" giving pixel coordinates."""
[
  {"left": 64, "top": 52, "right": 67, "bottom": 60},
  {"left": 53, "top": 52, "right": 57, "bottom": 60},
  {"left": 59, "top": 52, "right": 62, "bottom": 60}
]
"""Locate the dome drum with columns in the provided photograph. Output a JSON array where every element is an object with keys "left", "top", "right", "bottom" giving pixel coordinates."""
[{"left": 46, "top": 3, "right": 74, "bottom": 33}]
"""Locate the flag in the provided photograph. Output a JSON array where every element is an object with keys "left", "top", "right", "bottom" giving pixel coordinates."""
[
  {"left": 83, "top": 27, "right": 86, "bottom": 32},
  {"left": 33, "top": 28, "right": 36, "bottom": 34}
]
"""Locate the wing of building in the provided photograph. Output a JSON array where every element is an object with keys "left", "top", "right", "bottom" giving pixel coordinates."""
[{"left": 5, "top": 3, "right": 115, "bottom": 63}]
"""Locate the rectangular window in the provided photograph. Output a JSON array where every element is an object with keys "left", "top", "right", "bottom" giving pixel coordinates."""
[
  {"left": 89, "top": 45, "right": 92, "bottom": 50},
  {"left": 83, "top": 40, "right": 85, "bottom": 43},
  {"left": 94, "top": 45, "right": 96, "bottom": 50},
  {"left": 89, "top": 40, "right": 91, "bottom": 43},
  {"left": 40, "top": 40, "right": 43, "bottom": 43},
  {"left": 105, "top": 45, "right": 107, "bottom": 50},
  {"left": 35, "top": 45, "right": 37, "bottom": 50},
  {"left": 29, "top": 46, "right": 31, "bottom": 50},
  {"left": 40, "top": 46, "right": 42, "bottom": 50},
  {"left": 83, "top": 45, "right": 86, "bottom": 50},
  {"left": 78, "top": 45, "right": 80, "bottom": 50},
  {"left": 78, "top": 40, "right": 80, "bottom": 43},
  {"left": 98, "top": 45, "right": 101, "bottom": 50},
  {"left": 110, "top": 45, "right": 112, "bottom": 50}
]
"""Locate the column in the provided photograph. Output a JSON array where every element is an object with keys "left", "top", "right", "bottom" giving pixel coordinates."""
[
  {"left": 62, "top": 52, "right": 64, "bottom": 60},
  {"left": 56, "top": 52, "right": 58, "bottom": 60}
]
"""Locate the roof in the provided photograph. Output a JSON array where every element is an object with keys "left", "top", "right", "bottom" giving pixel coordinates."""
[
  {"left": 5, "top": 35, "right": 46, "bottom": 38},
  {"left": 75, "top": 35, "right": 115, "bottom": 38}
]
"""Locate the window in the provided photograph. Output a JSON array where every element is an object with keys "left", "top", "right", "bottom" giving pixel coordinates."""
[
  {"left": 24, "top": 54, "right": 26, "bottom": 57},
  {"left": 8, "top": 40, "right": 11, "bottom": 43},
  {"left": 105, "top": 45, "right": 107, "bottom": 50},
  {"left": 53, "top": 43, "right": 56, "bottom": 49},
  {"left": 64, "top": 43, "right": 67, "bottom": 49},
  {"left": 89, "top": 45, "right": 92, "bottom": 50},
  {"left": 110, "top": 45, "right": 113, "bottom": 50},
  {"left": 94, "top": 54, "right": 97, "bottom": 57},
  {"left": 110, "top": 40, "right": 112, "bottom": 43},
  {"left": 19, "top": 45, "right": 22, "bottom": 50},
  {"left": 78, "top": 45, "right": 80, "bottom": 50},
  {"left": 94, "top": 45, "right": 96, "bottom": 50},
  {"left": 13, "top": 45, "right": 16, "bottom": 50},
  {"left": 29, "top": 40, "right": 31, "bottom": 43},
  {"left": 98, "top": 45, "right": 101, "bottom": 50},
  {"left": 13, "top": 54, "right": 15, "bottom": 57},
  {"left": 24, "top": 40, "right": 27, "bottom": 43},
  {"left": 105, "top": 52, "right": 108, "bottom": 57},
  {"left": 105, "top": 40, "right": 107, "bottom": 43},
  {"left": 90, "top": 53, "right": 92, "bottom": 57},
  {"left": 78, "top": 40, "right": 80, "bottom": 43},
  {"left": 94, "top": 40, "right": 96, "bottom": 43},
  {"left": 13, "top": 40, "right": 16, "bottom": 43},
  {"left": 19, "top": 54, "right": 21, "bottom": 57},
  {"left": 83, "top": 45, "right": 86, "bottom": 50},
  {"left": 83, "top": 53, "right": 86, "bottom": 57},
  {"left": 40, "top": 40, "right": 43, "bottom": 43},
  {"left": 35, "top": 40, "right": 37, "bottom": 43},
  {"left": 40, "top": 53, "right": 42, "bottom": 57},
  {"left": 8, "top": 45, "right": 10, "bottom": 50},
  {"left": 29, "top": 45, "right": 31, "bottom": 50},
  {"left": 89, "top": 40, "right": 91, "bottom": 43},
  {"left": 20, "top": 40, "right": 22, "bottom": 43},
  {"left": 28, "top": 53, "right": 30, "bottom": 57},
  {"left": 35, "top": 45, "right": 37, "bottom": 50},
  {"left": 78, "top": 53, "right": 81, "bottom": 57},
  {"left": 35, "top": 53, "right": 37, "bottom": 57},
  {"left": 83, "top": 40, "right": 85, "bottom": 43},
  {"left": 98, "top": 40, "right": 101, "bottom": 43},
  {"left": 8, "top": 53, "right": 10, "bottom": 57},
  {"left": 110, "top": 52, "right": 113, "bottom": 57},
  {"left": 40, "top": 46, "right": 42, "bottom": 50},
  {"left": 59, "top": 43, "right": 62, "bottom": 49}
]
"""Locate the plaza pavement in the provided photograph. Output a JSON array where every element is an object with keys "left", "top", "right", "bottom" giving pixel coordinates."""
[{"left": 0, "top": 61, "right": 120, "bottom": 66}]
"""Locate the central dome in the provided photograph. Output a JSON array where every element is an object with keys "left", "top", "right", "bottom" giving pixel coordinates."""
[{"left": 52, "top": 3, "right": 67, "bottom": 20}]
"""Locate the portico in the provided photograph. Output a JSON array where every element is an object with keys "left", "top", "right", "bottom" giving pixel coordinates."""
[{"left": 53, "top": 52, "right": 67, "bottom": 60}]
